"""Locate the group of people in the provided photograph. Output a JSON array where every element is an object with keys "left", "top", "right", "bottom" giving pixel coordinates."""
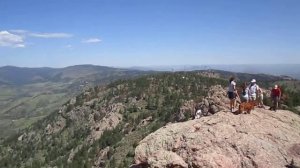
[{"left": 227, "top": 77, "right": 282, "bottom": 112}]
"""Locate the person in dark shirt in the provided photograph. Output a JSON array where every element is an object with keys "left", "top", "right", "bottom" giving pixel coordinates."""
[{"left": 228, "top": 77, "right": 237, "bottom": 112}]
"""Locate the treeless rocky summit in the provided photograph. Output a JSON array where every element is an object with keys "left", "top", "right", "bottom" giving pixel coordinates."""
[{"left": 133, "top": 108, "right": 300, "bottom": 168}]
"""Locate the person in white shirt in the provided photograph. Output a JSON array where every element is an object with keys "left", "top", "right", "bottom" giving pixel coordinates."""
[
  {"left": 257, "top": 87, "right": 265, "bottom": 108},
  {"left": 248, "top": 79, "right": 259, "bottom": 101},
  {"left": 240, "top": 82, "right": 249, "bottom": 103},
  {"left": 228, "top": 77, "right": 237, "bottom": 112}
]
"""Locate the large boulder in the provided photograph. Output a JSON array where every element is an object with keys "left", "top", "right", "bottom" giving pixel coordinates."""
[
  {"left": 177, "top": 100, "right": 197, "bottom": 121},
  {"left": 179, "top": 85, "right": 230, "bottom": 121},
  {"left": 133, "top": 108, "right": 300, "bottom": 168}
]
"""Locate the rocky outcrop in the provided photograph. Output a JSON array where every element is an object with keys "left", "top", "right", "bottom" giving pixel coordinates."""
[
  {"left": 45, "top": 116, "right": 66, "bottom": 134},
  {"left": 89, "top": 111, "right": 122, "bottom": 142},
  {"left": 133, "top": 108, "right": 300, "bottom": 168},
  {"left": 67, "top": 144, "right": 83, "bottom": 163},
  {"left": 93, "top": 146, "right": 111, "bottom": 168},
  {"left": 177, "top": 100, "right": 197, "bottom": 121},
  {"left": 67, "top": 103, "right": 123, "bottom": 162},
  {"left": 177, "top": 85, "right": 229, "bottom": 121},
  {"left": 199, "top": 85, "right": 229, "bottom": 114},
  {"left": 137, "top": 116, "right": 153, "bottom": 128}
]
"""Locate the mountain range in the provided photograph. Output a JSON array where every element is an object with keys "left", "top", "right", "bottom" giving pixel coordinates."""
[{"left": 129, "top": 64, "right": 300, "bottom": 79}]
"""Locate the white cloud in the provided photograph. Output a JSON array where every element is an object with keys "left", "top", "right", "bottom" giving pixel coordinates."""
[
  {"left": 9, "top": 29, "right": 28, "bottom": 34},
  {"left": 15, "top": 44, "right": 26, "bottom": 48},
  {"left": 64, "top": 44, "right": 73, "bottom": 49},
  {"left": 0, "top": 31, "right": 25, "bottom": 48},
  {"left": 30, "top": 33, "right": 73, "bottom": 38},
  {"left": 0, "top": 29, "right": 74, "bottom": 48},
  {"left": 9, "top": 30, "right": 73, "bottom": 38},
  {"left": 82, "top": 38, "right": 101, "bottom": 43}
]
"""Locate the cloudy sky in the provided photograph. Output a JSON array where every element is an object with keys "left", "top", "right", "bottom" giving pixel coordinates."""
[{"left": 0, "top": 0, "right": 300, "bottom": 67}]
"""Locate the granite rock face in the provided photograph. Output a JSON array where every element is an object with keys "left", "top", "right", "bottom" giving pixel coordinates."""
[
  {"left": 133, "top": 108, "right": 300, "bottom": 168},
  {"left": 177, "top": 85, "right": 230, "bottom": 121}
]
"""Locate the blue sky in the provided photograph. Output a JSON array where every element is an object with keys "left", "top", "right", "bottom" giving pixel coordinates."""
[{"left": 0, "top": 0, "right": 300, "bottom": 67}]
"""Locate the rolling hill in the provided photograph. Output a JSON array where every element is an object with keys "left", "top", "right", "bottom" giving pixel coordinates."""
[{"left": 0, "top": 65, "right": 152, "bottom": 138}]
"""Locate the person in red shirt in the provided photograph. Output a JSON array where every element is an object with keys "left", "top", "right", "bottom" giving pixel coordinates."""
[{"left": 271, "top": 85, "right": 281, "bottom": 111}]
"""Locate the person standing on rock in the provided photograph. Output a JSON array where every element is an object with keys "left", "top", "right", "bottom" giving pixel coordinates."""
[
  {"left": 240, "top": 82, "right": 249, "bottom": 103},
  {"left": 257, "top": 87, "right": 265, "bottom": 108},
  {"left": 228, "top": 77, "right": 237, "bottom": 112},
  {"left": 248, "top": 79, "right": 259, "bottom": 102},
  {"left": 271, "top": 84, "right": 281, "bottom": 111}
]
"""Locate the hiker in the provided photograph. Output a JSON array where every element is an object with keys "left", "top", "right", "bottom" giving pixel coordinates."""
[
  {"left": 240, "top": 82, "right": 249, "bottom": 103},
  {"left": 257, "top": 87, "right": 265, "bottom": 108},
  {"left": 248, "top": 79, "right": 259, "bottom": 101},
  {"left": 271, "top": 85, "right": 281, "bottom": 111},
  {"left": 228, "top": 77, "right": 237, "bottom": 112}
]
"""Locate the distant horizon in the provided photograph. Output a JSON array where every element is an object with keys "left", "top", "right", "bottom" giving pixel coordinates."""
[
  {"left": 1, "top": 63, "right": 300, "bottom": 80},
  {"left": 0, "top": 63, "right": 300, "bottom": 69}
]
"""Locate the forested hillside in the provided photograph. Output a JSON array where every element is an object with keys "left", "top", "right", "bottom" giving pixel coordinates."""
[
  {"left": 0, "top": 72, "right": 227, "bottom": 168},
  {"left": 0, "top": 65, "right": 151, "bottom": 138},
  {"left": 1, "top": 71, "right": 299, "bottom": 168}
]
